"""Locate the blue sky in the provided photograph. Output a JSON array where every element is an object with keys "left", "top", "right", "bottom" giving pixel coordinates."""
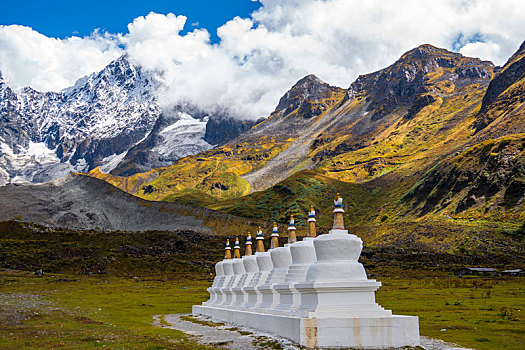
[
  {"left": 1, "top": 0, "right": 524, "bottom": 119},
  {"left": 0, "top": 0, "right": 261, "bottom": 42}
]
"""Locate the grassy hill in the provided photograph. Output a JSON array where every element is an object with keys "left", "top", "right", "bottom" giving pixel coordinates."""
[{"left": 86, "top": 43, "right": 525, "bottom": 255}]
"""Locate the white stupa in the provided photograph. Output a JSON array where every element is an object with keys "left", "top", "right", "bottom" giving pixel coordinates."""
[
  {"left": 273, "top": 212, "right": 317, "bottom": 314},
  {"left": 257, "top": 222, "right": 293, "bottom": 310},
  {"left": 231, "top": 233, "right": 259, "bottom": 309},
  {"left": 193, "top": 196, "right": 420, "bottom": 348},
  {"left": 243, "top": 227, "right": 273, "bottom": 309},
  {"left": 214, "top": 239, "right": 233, "bottom": 305}
]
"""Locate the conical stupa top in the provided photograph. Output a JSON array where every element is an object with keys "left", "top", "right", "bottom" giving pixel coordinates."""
[
  {"left": 271, "top": 222, "right": 279, "bottom": 236},
  {"left": 309, "top": 206, "right": 316, "bottom": 218},
  {"left": 245, "top": 233, "right": 253, "bottom": 256},
  {"left": 224, "top": 239, "right": 232, "bottom": 259},
  {"left": 233, "top": 236, "right": 241, "bottom": 258},
  {"left": 255, "top": 227, "right": 265, "bottom": 252},
  {"left": 332, "top": 193, "right": 345, "bottom": 229},
  {"left": 256, "top": 227, "right": 264, "bottom": 240}
]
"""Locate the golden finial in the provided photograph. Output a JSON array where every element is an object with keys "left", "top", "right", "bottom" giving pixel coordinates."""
[
  {"left": 225, "top": 239, "right": 232, "bottom": 259},
  {"left": 271, "top": 222, "right": 279, "bottom": 249},
  {"left": 245, "top": 233, "right": 253, "bottom": 256},
  {"left": 234, "top": 236, "right": 241, "bottom": 258},
  {"left": 288, "top": 214, "right": 297, "bottom": 244}
]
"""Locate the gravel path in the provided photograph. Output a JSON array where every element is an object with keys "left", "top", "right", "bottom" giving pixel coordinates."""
[
  {"left": 154, "top": 314, "right": 298, "bottom": 349},
  {"left": 157, "top": 314, "right": 474, "bottom": 350}
]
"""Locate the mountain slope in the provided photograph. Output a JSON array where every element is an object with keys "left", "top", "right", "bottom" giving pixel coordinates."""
[
  {"left": 473, "top": 41, "right": 525, "bottom": 139},
  {"left": 93, "top": 44, "right": 501, "bottom": 203},
  {"left": 311, "top": 44, "right": 494, "bottom": 182},
  {"left": 0, "top": 173, "right": 262, "bottom": 233},
  {"left": 0, "top": 55, "right": 255, "bottom": 185},
  {"left": 400, "top": 41, "right": 525, "bottom": 222}
]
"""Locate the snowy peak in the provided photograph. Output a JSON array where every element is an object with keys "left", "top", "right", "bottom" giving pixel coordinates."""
[{"left": 0, "top": 55, "right": 255, "bottom": 184}]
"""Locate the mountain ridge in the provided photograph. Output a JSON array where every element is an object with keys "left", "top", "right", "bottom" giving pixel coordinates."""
[
  {"left": 87, "top": 41, "right": 524, "bottom": 229},
  {"left": 0, "top": 55, "right": 255, "bottom": 184}
]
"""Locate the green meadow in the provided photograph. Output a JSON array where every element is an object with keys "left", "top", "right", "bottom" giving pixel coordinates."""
[{"left": 1, "top": 269, "right": 523, "bottom": 350}]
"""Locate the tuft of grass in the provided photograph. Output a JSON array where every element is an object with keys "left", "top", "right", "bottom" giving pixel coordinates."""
[
  {"left": 252, "top": 335, "right": 283, "bottom": 350},
  {"left": 179, "top": 315, "right": 225, "bottom": 328}
]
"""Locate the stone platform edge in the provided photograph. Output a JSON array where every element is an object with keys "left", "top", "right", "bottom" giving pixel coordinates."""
[{"left": 192, "top": 305, "right": 420, "bottom": 349}]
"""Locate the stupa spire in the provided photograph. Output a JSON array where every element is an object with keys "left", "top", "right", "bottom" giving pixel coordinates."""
[
  {"left": 256, "top": 226, "right": 265, "bottom": 252},
  {"left": 234, "top": 236, "right": 241, "bottom": 258},
  {"left": 270, "top": 222, "right": 280, "bottom": 249},
  {"left": 333, "top": 193, "right": 345, "bottom": 230},
  {"left": 288, "top": 215, "right": 297, "bottom": 244},
  {"left": 245, "top": 233, "right": 253, "bottom": 256},
  {"left": 307, "top": 206, "right": 317, "bottom": 237},
  {"left": 224, "top": 239, "right": 232, "bottom": 259}
]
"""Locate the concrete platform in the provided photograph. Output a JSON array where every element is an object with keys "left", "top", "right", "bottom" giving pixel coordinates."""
[{"left": 193, "top": 305, "right": 420, "bottom": 349}]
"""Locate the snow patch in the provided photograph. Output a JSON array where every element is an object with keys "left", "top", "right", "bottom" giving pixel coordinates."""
[
  {"left": 0, "top": 141, "right": 72, "bottom": 185},
  {"left": 26, "top": 142, "right": 59, "bottom": 161},
  {"left": 99, "top": 151, "right": 128, "bottom": 173},
  {"left": 153, "top": 112, "right": 213, "bottom": 159}
]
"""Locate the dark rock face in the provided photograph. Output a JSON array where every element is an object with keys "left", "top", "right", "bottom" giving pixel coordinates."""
[
  {"left": 481, "top": 41, "right": 525, "bottom": 112},
  {"left": 476, "top": 41, "right": 525, "bottom": 132},
  {"left": 204, "top": 116, "right": 258, "bottom": 146},
  {"left": 348, "top": 44, "right": 493, "bottom": 121},
  {"left": 456, "top": 65, "right": 492, "bottom": 79},
  {"left": 405, "top": 94, "right": 437, "bottom": 119}
]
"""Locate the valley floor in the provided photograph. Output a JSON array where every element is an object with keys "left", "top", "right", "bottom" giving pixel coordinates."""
[{"left": 0, "top": 269, "right": 523, "bottom": 349}]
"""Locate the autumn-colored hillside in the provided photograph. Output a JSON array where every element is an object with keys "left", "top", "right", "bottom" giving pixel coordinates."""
[{"left": 88, "top": 42, "right": 525, "bottom": 233}]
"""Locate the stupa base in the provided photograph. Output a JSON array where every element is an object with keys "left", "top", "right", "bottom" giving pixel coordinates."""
[{"left": 192, "top": 305, "right": 419, "bottom": 349}]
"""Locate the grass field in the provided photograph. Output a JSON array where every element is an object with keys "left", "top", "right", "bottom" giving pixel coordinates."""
[
  {"left": 376, "top": 269, "right": 525, "bottom": 350},
  {"left": 0, "top": 270, "right": 214, "bottom": 349},
  {"left": 1, "top": 269, "right": 523, "bottom": 349}
]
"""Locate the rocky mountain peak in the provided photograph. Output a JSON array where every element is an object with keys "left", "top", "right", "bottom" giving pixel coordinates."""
[
  {"left": 0, "top": 54, "right": 254, "bottom": 184},
  {"left": 401, "top": 44, "right": 454, "bottom": 61},
  {"left": 274, "top": 74, "right": 344, "bottom": 118},
  {"left": 475, "top": 40, "right": 525, "bottom": 133},
  {"left": 347, "top": 44, "right": 494, "bottom": 120},
  {"left": 504, "top": 40, "right": 525, "bottom": 66}
]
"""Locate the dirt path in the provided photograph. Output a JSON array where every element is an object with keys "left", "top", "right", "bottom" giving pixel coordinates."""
[{"left": 153, "top": 314, "right": 298, "bottom": 349}]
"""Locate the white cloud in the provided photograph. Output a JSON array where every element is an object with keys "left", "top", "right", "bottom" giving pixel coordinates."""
[
  {"left": 1, "top": 0, "right": 525, "bottom": 119},
  {"left": 0, "top": 25, "right": 122, "bottom": 92}
]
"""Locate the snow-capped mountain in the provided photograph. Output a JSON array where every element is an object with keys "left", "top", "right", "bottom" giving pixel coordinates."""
[{"left": 0, "top": 55, "right": 254, "bottom": 185}]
